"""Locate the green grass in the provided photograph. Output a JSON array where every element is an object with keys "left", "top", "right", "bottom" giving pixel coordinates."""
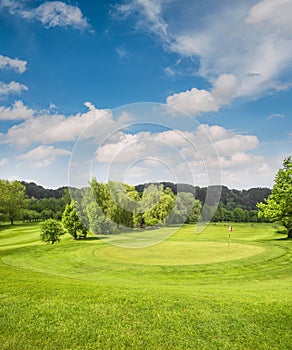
[{"left": 0, "top": 222, "right": 291, "bottom": 349}]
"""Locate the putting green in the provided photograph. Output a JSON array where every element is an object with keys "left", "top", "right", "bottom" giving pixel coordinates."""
[{"left": 95, "top": 241, "right": 265, "bottom": 265}]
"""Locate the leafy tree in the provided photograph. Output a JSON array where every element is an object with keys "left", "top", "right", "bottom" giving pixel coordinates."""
[
  {"left": 21, "top": 209, "right": 41, "bottom": 223},
  {"left": 167, "top": 192, "right": 194, "bottom": 224},
  {"left": 41, "top": 209, "right": 55, "bottom": 220},
  {"left": 200, "top": 205, "right": 212, "bottom": 222},
  {"left": 232, "top": 207, "right": 246, "bottom": 222},
  {"left": 257, "top": 157, "right": 292, "bottom": 238},
  {"left": 62, "top": 202, "right": 88, "bottom": 239},
  {"left": 141, "top": 185, "right": 175, "bottom": 226},
  {"left": 40, "top": 219, "right": 65, "bottom": 244},
  {"left": 0, "top": 180, "right": 27, "bottom": 224},
  {"left": 188, "top": 199, "right": 202, "bottom": 223},
  {"left": 86, "top": 201, "right": 116, "bottom": 234}
]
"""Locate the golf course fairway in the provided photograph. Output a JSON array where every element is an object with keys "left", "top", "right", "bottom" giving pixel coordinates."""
[{"left": 0, "top": 222, "right": 291, "bottom": 349}]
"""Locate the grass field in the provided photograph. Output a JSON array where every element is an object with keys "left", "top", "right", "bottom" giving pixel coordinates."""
[{"left": 0, "top": 222, "right": 291, "bottom": 349}]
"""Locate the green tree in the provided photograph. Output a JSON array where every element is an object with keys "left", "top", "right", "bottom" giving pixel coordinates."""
[
  {"left": 232, "top": 207, "right": 246, "bottom": 222},
  {"left": 167, "top": 192, "right": 195, "bottom": 224},
  {"left": 188, "top": 199, "right": 202, "bottom": 223},
  {"left": 141, "top": 185, "right": 175, "bottom": 226},
  {"left": 0, "top": 180, "right": 27, "bottom": 224},
  {"left": 257, "top": 157, "right": 292, "bottom": 238},
  {"left": 40, "top": 219, "right": 65, "bottom": 244},
  {"left": 62, "top": 202, "right": 88, "bottom": 239}
]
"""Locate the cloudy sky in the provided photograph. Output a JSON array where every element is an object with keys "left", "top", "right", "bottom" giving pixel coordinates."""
[{"left": 0, "top": 0, "right": 291, "bottom": 189}]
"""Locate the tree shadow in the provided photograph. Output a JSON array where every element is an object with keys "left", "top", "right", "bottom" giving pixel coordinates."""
[{"left": 84, "top": 236, "right": 110, "bottom": 240}]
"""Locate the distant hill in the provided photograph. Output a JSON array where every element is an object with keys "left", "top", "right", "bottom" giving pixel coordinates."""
[
  {"left": 21, "top": 181, "right": 67, "bottom": 199},
  {"left": 22, "top": 181, "right": 271, "bottom": 211},
  {"left": 135, "top": 182, "right": 271, "bottom": 211}
]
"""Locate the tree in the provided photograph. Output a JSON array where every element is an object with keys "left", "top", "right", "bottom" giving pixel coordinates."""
[
  {"left": 257, "top": 157, "right": 292, "bottom": 238},
  {"left": 167, "top": 192, "right": 195, "bottom": 224},
  {"left": 0, "top": 180, "right": 27, "bottom": 224},
  {"left": 62, "top": 202, "right": 88, "bottom": 239},
  {"left": 188, "top": 199, "right": 202, "bottom": 223},
  {"left": 40, "top": 219, "right": 65, "bottom": 244},
  {"left": 232, "top": 207, "right": 246, "bottom": 222}
]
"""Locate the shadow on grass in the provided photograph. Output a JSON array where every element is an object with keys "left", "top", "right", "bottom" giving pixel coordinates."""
[
  {"left": 274, "top": 236, "right": 291, "bottom": 241},
  {"left": 85, "top": 236, "right": 110, "bottom": 241}
]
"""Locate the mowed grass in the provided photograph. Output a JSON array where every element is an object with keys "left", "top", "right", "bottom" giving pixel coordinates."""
[{"left": 0, "top": 222, "right": 291, "bottom": 349}]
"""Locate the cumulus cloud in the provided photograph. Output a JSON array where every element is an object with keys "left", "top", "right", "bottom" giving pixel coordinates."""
[
  {"left": 0, "top": 81, "right": 28, "bottom": 95},
  {"left": 0, "top": 54, "right": 27, "bottom": 73},
  {"left": 93, "top": 122, "right": 270, "bottom": 188},
  {"left": 17, "top": 145, "right": 70, "bottom": 168},
  {"left": 96, "top": 123, "right": 260, "bottom": 164},
  {"left": 246, "top": 0, "right": 292, "bottom": 35},
  {"left": 0, "top": 100, "right": 34, "bottom": 120},
  {"left": 1, "top": 1, "right": 91, "bottom": 31},
  {"left": 0, "top": 102, "right": 127, "bottom": 147},
  {"left": 114, "top": 0, "right": 292, "bottom": 114},
  {"left": 166, "top": 74, "right": 239, "bottom": 116}
]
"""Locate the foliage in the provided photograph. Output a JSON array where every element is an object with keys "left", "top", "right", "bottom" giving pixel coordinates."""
[
  {"left": 62, "top": 202, "right": 88, "bottom": 239},
  {"left": 21, "top": 209, "right": 41, "bottom": 223},
  {"left": 136, "top": 183, "right": 271, "bottom": 211},
  {"left": 21, "top": 181, "right": 66, "bottom": 199},
  {"left": 0, "top": 180, "right": 27, "bottom": 224},
  {"left": 40, "top": 218, "right": 65, "bottom": 244},
  {"left": 258, "top": 157, "right": 292, "bottom": 238}
]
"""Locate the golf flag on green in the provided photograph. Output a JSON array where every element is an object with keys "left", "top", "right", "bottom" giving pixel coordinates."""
[{"left": 228, "top": 225, "right": 232, "bottom": 249}]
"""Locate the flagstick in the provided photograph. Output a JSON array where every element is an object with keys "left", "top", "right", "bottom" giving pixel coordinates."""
[{"left": 228, "top": 225, "right": 232, "bottom": 250}]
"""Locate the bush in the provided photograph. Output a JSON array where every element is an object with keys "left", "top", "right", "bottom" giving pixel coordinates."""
[{"left": 40, "top": 219, "right": 65, "bottom": 244}]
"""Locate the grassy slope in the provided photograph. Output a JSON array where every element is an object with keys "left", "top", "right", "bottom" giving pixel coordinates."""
[{"left": 0, "top": 222, "right": 291, "bottom": 350}]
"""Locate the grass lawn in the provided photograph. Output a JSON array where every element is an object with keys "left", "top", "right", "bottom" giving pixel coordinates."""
[{"left": 0, "top": 222, "right": 291, "bottom": 349}]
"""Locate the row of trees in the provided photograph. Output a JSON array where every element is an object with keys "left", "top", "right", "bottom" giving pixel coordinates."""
[
  {"left": 41, "top": 181, "right": 203, "bottom": 243},
  {"left": 1, "top": 156, "right": 291, "bottom": 240},
  {"left": 39, "top": 157, "right": 292, "bottom": 242},
  {"left": 0, "top": 180, "right": 69, "bottom": 224},
  {"left": 67, "top": 179, "right": 202, "bottom": 235}
]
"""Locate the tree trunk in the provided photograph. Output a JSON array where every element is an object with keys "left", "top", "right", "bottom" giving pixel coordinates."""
[
  {"left": 288, "top": 228, "right": 292, "bottom": 239},
  {"left": 10, "top": 217, "right": 14, "bottom": 225}
]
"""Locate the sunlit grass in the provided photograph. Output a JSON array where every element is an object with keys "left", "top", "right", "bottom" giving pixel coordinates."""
[{"left": 0, "top": 222, "right": 291, "bottom": 349}]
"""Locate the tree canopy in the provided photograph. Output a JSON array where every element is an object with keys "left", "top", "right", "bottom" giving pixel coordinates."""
[
  {"left": 257, "top": 157, "right": 292, "bottom": 238},
  {"left": 0, "top": 180, "right": 27, "bottom": 224},
  {"left": 40, "top": 219, "right": 65, "bottom": 244}
]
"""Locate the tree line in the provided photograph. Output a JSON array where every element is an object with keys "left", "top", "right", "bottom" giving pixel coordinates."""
[
  {"left": 22, "top": 181, "right": 271, "bottom": 211},
  {"left": 1, "top": 156, "right": 291, "bottom": 240},
  {"left": 0, "top": 179, "right": 273, "bottom": 228}
]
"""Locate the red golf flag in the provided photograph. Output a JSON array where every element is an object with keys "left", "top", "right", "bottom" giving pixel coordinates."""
[{"left": 229, "top": 225, "right": 233, "bottom": 232}]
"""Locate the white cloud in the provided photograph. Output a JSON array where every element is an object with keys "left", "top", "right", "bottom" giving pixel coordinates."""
[
  {"left": 164, "top": 66, "right": 175, "bottom": 76},
  {"left": 114, "top": 0, "right": 169, "bottom": 40},
  {"left": 115, "top": 1, "right": 292, "bottom": 113},
  {"left": 246, "top": 0, "right": 292, "bottom": 35},
  {"left": 0, "top": 54, "right": 27, "bottom": 73},
  {"left": 96, "top": 124, "right": 259, "bottom": 165},
  {"left": 93, "top": 123, "right": 270, "bottom": 188},
  {"left": 267, "top": 113, "right": 285, "bottom": 120},
  {"left": 0, "top": 100, "right": 34, "bottom": 120},
  {"left": 0, "top": 158, "right": 8, "bottom": 166},
  {"left": 166, "top": 74, "right": 238, "bottom": 116},
  {"left": 0, "top": 81, "right": 28, "bottom": 95},
  {"left": 17, "top": 145, "right": 70, "bottom": 168},
  {"left": 1, "top": 1, "right": 91, "bottom": 31},
  {"left": 0, "top": 102, "right": 127, "bottom": 148}
]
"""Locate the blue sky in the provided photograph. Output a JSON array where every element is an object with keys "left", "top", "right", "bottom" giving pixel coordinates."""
[{"left": 0, "top": 0, "right": 291, "bottom": 189}]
